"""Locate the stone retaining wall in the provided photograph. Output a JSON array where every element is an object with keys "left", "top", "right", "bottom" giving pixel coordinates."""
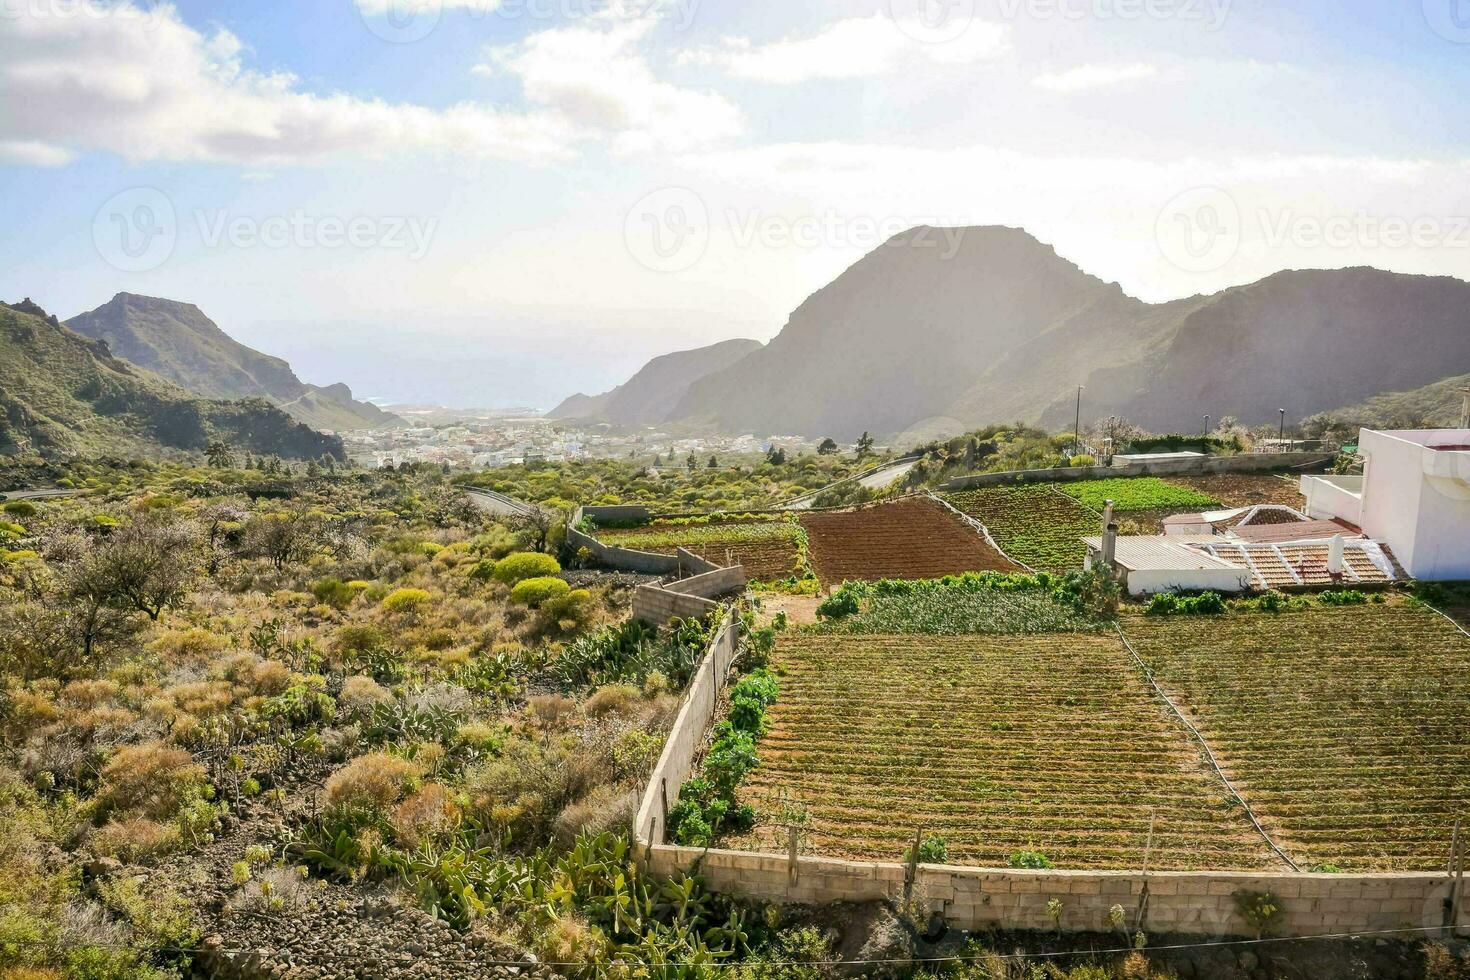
[
  {"left": 941, "top": 453, "right": 1334, "bottom": 491},
  {"left": 634, "top": 613, "right": 740, "bottom": 844},
  {"left": 643, "top": 845, "right": 1466, "bottom": 939}
]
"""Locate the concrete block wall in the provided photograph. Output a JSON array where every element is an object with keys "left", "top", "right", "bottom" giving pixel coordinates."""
[
  {"left": 644, "top": 845, "right": 1467, "bottom": 939},
  {"left": 582, "top": 504, "right": 653, "bottom": 524},
  {"left": 666, "top": 565, "right": 747, "bottom": 599},
  {"left": 632, "top": 585, "right": 720, "bottom": 624},
  {"left": 634, "top": 614, "right": 740, "bottom": 844},
  {"left": 941, "top": 453, "right": 1334, "bottom": 491}
]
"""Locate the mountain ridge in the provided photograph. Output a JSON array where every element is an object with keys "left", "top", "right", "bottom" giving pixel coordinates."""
[
  {"left": 610, "top": 226, "right": 1470, "bottom": 440},
  {"left": 548, "top": 338, "right": 762, "bottom": 427},
  {"left": 65, "top": 293, "right": 402, "bottom": 433},
  {"left": 0, "top": 299, "right": 345, "bottom": 461}
]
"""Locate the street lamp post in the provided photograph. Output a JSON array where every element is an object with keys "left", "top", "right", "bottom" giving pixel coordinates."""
[
  {"left": 1074, "top": 386, "right": 1084, "bottom": 457},
  {"left": 1278, "top": 409, "right": 1287, "bottom": 452},
  {"left": 1203, "top": 415, "right": 1210, "bottom": 450}
]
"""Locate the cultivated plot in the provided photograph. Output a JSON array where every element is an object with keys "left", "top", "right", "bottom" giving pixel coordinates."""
[
  {"left": 943, "top": 486, "right": 1097, "bottom": 573},
  {"left": 798, "top": 497, "right": 1020, "bottom": 586},
  {"left": 1123, "top": 605, "right": 1470, "bottom": 871},
  {"left": 736, "top": 632, "right": 1279, "bottom": 870},
  {"left": 596, "top": 517, "right": 802, "bottom": 581}
]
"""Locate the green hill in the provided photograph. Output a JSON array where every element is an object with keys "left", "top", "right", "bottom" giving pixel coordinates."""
[
  {"left": 0, "top": 299, "right": 345, "bottom": 461},
  {"left": 1316, "top": 373, "right": 1470, "bottom": 430},
  {"left": 65, "top": 293, "right": 401, "bottom": 432}
]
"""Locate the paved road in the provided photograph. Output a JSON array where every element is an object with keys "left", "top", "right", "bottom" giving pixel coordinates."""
[
  {"left": 858, "top": 458, "right": 919, "bottom": 490},
  {"left": 464, "top": 487, "right": 537, "bottom": 518},
  {"left": 1, "top": 488, "right": 79, "bottom": 502},
  {"left": 782, "top": 456, "right": 923, "bottom": 510}
]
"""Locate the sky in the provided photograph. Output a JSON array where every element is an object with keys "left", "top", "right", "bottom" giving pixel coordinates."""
[{"left": 2, "top": 0, "right": 1469, "bottom": 409}]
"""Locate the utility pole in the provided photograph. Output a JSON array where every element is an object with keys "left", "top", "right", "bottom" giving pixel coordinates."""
[
  {"left": 1460, "top": 388, "right": 1470, "bottom": 430},
  {"left": 1203, "top": 415, "right": 1211, "bottom": 451},
  {"left": 1279, "top": 409, "right": 1287, "bottom": 453},
  {"left": 1074, "top": 386, "right": 1084, "bottom": 457}
]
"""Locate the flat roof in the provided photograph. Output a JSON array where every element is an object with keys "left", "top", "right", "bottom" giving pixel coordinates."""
[{"left": 1084, "top": 535, "right": 1240, "bottom": 572}]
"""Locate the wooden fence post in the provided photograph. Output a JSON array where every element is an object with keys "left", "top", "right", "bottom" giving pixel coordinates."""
[
  {"left": 904, "top": 828, "right": 922, "bottom": 901},
  {"left": 1453, "top": 821, "right": 1466, "bottom": 936},
  {"left": 1136, "top": 809, "right": 1156, "bottom": 934},
  {"left": 659, "top": 778, "right": 670, "bottom": 845},
  {"left": 1447, "top": 820, "right": 1462, "bottom": 935},
  {"left": 788, "top": 825, "right": 800, "bottom": 883}
]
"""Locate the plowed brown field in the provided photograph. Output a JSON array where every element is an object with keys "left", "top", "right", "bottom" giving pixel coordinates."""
[
  {"left": 799, "top": 496, "right": 1020, "bottom": 586},
  {"left": 596, "top": 519, "right": 800, "bottom": 581}
]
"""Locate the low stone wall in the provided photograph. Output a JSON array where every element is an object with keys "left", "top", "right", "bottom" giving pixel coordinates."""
[
  {"left": 941, "top": 453, "right": 1333, "bottom": 491},
  {"left": 643, "top": 845, "right": 1466, "bottom": 939},
  {"left": 634, "top": 613, "right": 740, "bottom": 844},
  {"left": 632, "top": 585, "right": 719, "bottom": 624},
  {"left": 666, "top": 565, "right": 747, "bottom": 598},
  {"left": 582, "top": 504, "right": 653, "bottom": 524},
  {"left": 567, "top": 510, "right": 682, "bottom": 576}
]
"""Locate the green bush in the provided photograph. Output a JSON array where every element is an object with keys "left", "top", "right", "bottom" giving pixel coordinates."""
[
  {"left": 491, "top": 551, "right": 562, "bottom": 586},
  {"left": 311, "top": 577, "right": 356, "bottom": 609},
  {"left": 510, "top": 576, "right": 570, "bottom": 607},
  {"left": 1147, "top": 591, "right": 1226, "bottom": 616},
  {"left": 815, "top": 585, "right": 863, "bottom": 620},
  {"left": 382, "top": 588, "right": 432, "bottom": 614},
  {"left": 2, "top": 500, "right": 37, "bottom": 517},
  {"left": 1009, "top": 850, "right": 1053, "bottom": 869},
  {"left": 904, "top": 835, "right": 949, "bottom": 864},
  {"left": 1318, "top": 589, "right": 1368, "bottom": 606}
]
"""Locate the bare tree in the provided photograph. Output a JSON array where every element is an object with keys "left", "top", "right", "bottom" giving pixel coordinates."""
[{"left": 512, "top": 505, "right": 559, "bottom": 554}]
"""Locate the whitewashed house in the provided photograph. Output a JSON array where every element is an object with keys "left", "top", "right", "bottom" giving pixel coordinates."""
[{"left": 1301, "top": 428, "right": 1470, "bottom": 582}]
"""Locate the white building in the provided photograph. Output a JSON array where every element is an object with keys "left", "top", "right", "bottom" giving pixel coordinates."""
[
  {"left": 1083, "top": 535, "right": 1252, "bottom": 596},
  {"left": 1301, "top": 428, "right": 1470, "bottom": 582}
]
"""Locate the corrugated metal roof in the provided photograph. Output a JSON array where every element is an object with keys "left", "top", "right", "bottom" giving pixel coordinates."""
[{"left": 1084, "top": 535, "right": 1240, "bottom": 571}]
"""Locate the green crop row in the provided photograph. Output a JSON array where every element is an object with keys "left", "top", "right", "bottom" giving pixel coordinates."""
[{"left": 1058, "top": 477, "right": 1219, "bottom": 513}]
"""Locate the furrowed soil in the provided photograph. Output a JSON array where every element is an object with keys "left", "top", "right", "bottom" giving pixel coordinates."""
[
  {"left": 734, "top": 631, "right": 1279, "bottom": 871},
  {"left": 596, "top": 519, "right": 801, "bottom": 581},
  {"left": 1122, "top": 604, "right": 1470, "bottom": 871},
  {"left": 799, "top": 496, "right": 1020, "bottom": 586}
]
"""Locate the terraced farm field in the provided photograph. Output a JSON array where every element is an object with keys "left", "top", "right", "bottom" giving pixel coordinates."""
[
  {"left": 943, "top": 486, "right": 1096, "bottom": 573},
  {"left": 798, "top": 497, "right": 1020, "bottom": 586},
  {"left": 736, "top": 632, "right": 1278, "bottom": 870},
  {"left": 596, "top": 517, "right": 802, "bottom": 581},
  {"left": 1060, "top": 477, "right": 1219, "bottom": 513},
  {"left": 1123, "top": 605, "right": 1470, "bottom": 871},
  {"left": 1165, "top": 473, "right": 1304, "bottom": 510}
]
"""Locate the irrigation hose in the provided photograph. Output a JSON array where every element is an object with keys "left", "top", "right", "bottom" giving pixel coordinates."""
[{"left": 1112, "top": 623, "right": 1301, "bottom": 873}]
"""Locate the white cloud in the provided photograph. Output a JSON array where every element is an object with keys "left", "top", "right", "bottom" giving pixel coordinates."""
[
  {"left": 0, "top": 0, "right": 730, "bottom": 166},
  {"left": 0, "top": 139, "right": 75, "bottom": 166},
  {"left": 355, "top": 0, "right": 500, "bottom": 14},
  {"left": 476, "top": 6, "right": 742, "bottom": 154},
  {"left": 1032, "top": 62, "right": 1159, "bottom": 93},
  {"left": 681, "top": 14, "right": 1009, "bottom": 84}
]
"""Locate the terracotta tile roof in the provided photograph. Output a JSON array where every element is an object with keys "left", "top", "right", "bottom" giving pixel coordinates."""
[{"left": 1229, "top": 520, "right": 1362, "bottom": 544}]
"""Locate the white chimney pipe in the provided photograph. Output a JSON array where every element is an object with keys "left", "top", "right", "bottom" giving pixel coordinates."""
[
  {"left": 1327, "top": 534, "right": 1345, "bottom": 576},
  {"left": 1102, "top": 522, "right": 1118, "bottom": 569},
  {"left": 1102, "top": 499, "right": 1115, "bottom": 534}
]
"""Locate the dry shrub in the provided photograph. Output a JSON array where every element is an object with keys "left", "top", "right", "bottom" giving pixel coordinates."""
[
  {"left": 1425, "top": 943, "right": 1470, "bottom": 980},
  {"left": 147, "top": 627, "right": 228, "bottom": 666},
  {"left": 552, "top": 786, "right": 638, "bottom": 850},
  {"left": 466, "top": 738, "right": 601, "bottom": 841},
  {"left": 530, "top": 914, "right": 612, "bottom": 970},
  {"left": 97, "top": 741, "right": 204, "bottom": 820},
  {"left": 339, "top": 676, "right": 392, "bottom": 715},
  {"left": 322, "top": 752, "right": 420, "bottom": 812},
  {"left": 248, "top": 659, "right": 292, "bottom": 696},
  {"left": 583, "top": 684, "right": 639, "bottom": 719},
  {"left": 226, "top": 866, "right": 313, "bottom": 914},
  {"left": 59, "top": 680, "right": 119, "bottom": 708},
  {"left": 1, "top": 969, "right": 65, "bottom": 980},
  {"left": 167, "top": 680, "right": 234, "bottom": 719},
  {"left": 527, "top": 694, "right": 576, "bottom": 730},
  {"left": 389, "top": 783, "right": 459, "bottom": 848},
  {"left": 90, "top": 817, "right": 180, "bottom": 862}
]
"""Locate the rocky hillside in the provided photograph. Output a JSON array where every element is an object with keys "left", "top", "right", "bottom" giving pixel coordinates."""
[
  {"left": 66, "top": 293, "right": 401, "bottom": 432},
  {"left": 549, "top": 338, "right": 761, "bottom": 427},
  {"left": 0, "top": 299, "right": 345, "bottom": 460},
  {"left": 656, "top": 227, "right": 1470, "bottom": 440},
  {"left": 1316, "top": 371, "right": 1470, "bottom": 431}
]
